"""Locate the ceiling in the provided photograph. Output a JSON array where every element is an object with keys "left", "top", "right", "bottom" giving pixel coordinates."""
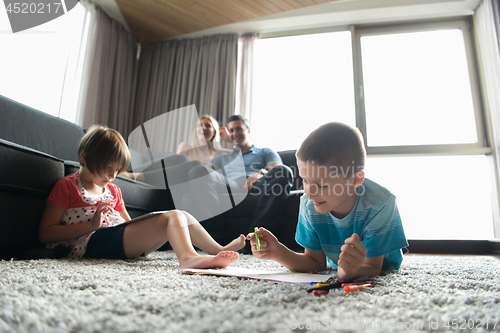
[
  {"left": 112, "top": 0, "right": 333, "bottom": 44},
  {"left": 94, "top": 0, "right": 480, "bottom": 45}
]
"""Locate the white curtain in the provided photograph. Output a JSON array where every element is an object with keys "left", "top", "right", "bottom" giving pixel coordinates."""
[
  {"left": 235, "top": 33, "right": 260, "bottom": 125},
  {"left": 474, "top": 0, "right": 500, "bottom": 237},
  {"left": 58, "top": 3, "right": 90, "bottom": 123},
  {"left": 133, "top": 34, "right": 239, "bottom": 133},
  {"left": 76, "top": 0, "right": 138, "bottom": 135}
]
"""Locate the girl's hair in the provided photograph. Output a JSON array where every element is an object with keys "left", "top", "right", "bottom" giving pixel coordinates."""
[
  {"left": 296, "top": 122, "right": 366, "bottom": 173},
  {"left": 78, "top": 125, "right": 131, "bottom": 176}
]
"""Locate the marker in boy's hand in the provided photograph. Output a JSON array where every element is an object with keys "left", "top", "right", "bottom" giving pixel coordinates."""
[
  {"left": 254, "top": 227, "right": 260, "bottom": 251},
  {"left": 338, "top": 233, "right": 368, "bottom": 280},
  {"left": 247, "top": 227, "right": 280, "bottom": 260}
]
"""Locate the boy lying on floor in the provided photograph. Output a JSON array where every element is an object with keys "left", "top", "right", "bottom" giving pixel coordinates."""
[{"left": 247, "top": 122, "right": 408, "bottom": 280}]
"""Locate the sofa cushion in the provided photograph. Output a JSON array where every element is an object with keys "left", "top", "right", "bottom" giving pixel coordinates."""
[
  {"left": 114, "top": 176, "right": 176, "bottom": 218},
  {"left": 278, "top": 150, "right": 302, "bottom": 191},
  {"left": 0, "top": 139, "right": 65, "bottom": 250},
  {"left": 224, "top": 191, "right": 302, "bottom": 218},
  {"left": 0, "top": 94, "right": 85, "bottom": 162}
]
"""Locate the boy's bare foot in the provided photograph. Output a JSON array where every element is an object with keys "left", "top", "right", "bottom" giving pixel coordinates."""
[
  {"left": 179, "top": 251, "right": 239, "bottom": 269},
  {"left": 222, "top": 234, "right": 246, "bottom": 252}
]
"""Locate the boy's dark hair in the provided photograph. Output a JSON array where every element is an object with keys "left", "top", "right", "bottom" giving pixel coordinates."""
[
  {"left": 296, "top": 122, "right": 366, "bottom": 172},
  {"left": 227, "top": 114, "right": 250, "bottom": 128},
  {"left": 78, "top": 125, "right": 131, "bottom": 176}
]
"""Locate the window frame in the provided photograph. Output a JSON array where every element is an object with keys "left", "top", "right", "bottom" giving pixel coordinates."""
[
  {"left": 254, "top": 16, "right": 499, "bottom": 240},
  {"left": 351, "top": 18, "right": 490, "bottom": 156}
]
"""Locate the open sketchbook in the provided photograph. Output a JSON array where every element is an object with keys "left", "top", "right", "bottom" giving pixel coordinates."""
[{"left": 183, "top": 266, "right": 333, "bottom": 284}]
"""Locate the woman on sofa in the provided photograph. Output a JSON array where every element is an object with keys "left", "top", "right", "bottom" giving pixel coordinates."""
[
  {"left": 176, "top": 114, "right": 231, "bottom": 165},
  {"left": 121, "top": 115, "right": 231, "bottom": 182}
]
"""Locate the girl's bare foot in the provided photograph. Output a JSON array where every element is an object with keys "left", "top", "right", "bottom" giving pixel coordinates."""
[
  {"left": 179, "top": 251, "right": 239, "bottom": 269},
  {"left": 222, "top": 234, "right": 246, "bottom": 252}
]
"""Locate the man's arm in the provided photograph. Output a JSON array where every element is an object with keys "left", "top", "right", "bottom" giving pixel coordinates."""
[
  {"left": 246, "top": 160, "right": 280, "bottom": 191},
  {"left": 207, "top": 154, "right": 223, "bottom": 171},
  {"left": 265, "top": 161, "right": 281, "bottom": 170},
  {"left": 262, "top": 147, "right": 283, "bottom": 171}
]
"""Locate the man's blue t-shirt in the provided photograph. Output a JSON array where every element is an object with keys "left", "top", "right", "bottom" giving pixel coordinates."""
[
  {"left": 212, "top": 145, "right": 282, "bottom": 178},
  {"left": 295, "top": 178, "right": 408, "bottom": 271}
]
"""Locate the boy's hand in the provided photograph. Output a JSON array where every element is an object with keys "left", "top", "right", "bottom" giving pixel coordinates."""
[
  {"left": 246, "top": 227, "right": 280, "bottom": 260},
  {"left": 338, "top": 233, "right": 367, "bottom": 279},
  {"left": 91, "top": 201, "right": 112, "bottom": 230}
]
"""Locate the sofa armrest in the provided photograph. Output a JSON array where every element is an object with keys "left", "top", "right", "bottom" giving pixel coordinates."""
[
  {"left": 0, "top": 139, "right": 65, "bottom": 251},
  {"left": 278, "top": 150, "right": 302, "bottom": 191}
]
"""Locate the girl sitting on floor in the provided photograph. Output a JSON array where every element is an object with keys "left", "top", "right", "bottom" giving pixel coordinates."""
[{"left": 39, "top": 125, "right": 245, "bottom": 268}]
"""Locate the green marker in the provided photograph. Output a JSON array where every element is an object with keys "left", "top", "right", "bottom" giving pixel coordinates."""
[{"left": 254, "top": 227, "right": 260, "bottom": 252}]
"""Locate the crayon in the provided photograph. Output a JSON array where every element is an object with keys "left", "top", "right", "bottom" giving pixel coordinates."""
[
  {"left": 353, "top": 275, "right": 370, "bottom": 282},
  {"left": 254, "top": 227, "right": 260, "bottom": 251},
  {"left": 344, "top": 283, "right": 372, "bottom": 292},
  {"left": 341, "top": 281, "right": 375, "bottom": 288},
  {"left": 313, "top": 289, "right": 329, "bottom": 296},
  {"left": 307, "top": 275, "right": 370, "bottom": 293}
]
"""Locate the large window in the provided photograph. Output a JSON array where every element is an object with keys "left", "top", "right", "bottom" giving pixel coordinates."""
[
  {"left": 360, "top": 29, "right": 478, "bottom": 147},
  {"left": 354, "top": 21, "right": 487, "bottom": 155},
  {"left": 366, "top": 155, "right": 494, "bottom": 240},
  {"left": 0, "top": 3, "right": 87, "bottom": 122},
  {"left": 250, "top": 19, "right": 496, "bottom": 240},
  {"left": 251, "top": 30, "right": 355, "bottom": 152}
]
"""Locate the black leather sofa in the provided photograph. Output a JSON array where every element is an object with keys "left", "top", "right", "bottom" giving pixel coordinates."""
[
  {"left": 201, "top": 151, "right": 304, "bottom": 251},
  {"left": 0, "top": 94, "right": 303, "bottom": 259}
]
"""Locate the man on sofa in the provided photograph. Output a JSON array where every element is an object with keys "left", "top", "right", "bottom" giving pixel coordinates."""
[{"left": 208, "top": 115, "right": 294, "bottom": 253}]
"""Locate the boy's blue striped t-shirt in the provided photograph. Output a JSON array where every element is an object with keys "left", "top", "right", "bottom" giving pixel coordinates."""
[{"left": 295, "top": 178, "right": 408, "bottom": 271}]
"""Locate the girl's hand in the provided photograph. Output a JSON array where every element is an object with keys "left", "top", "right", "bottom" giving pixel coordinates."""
[
  {"left": 338, "top": 233, "right": 367, "bottom": 278},
  {"left": 91, "top": 201, "right": 112, "bottom": 230}
]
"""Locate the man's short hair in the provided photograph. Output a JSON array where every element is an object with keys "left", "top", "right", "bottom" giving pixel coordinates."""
[
  {"left": 296, "top": 122, "right": 366, "bottom": 173},
  {"left": 227, "top": 114, "right": 250, "bottom": 128}
]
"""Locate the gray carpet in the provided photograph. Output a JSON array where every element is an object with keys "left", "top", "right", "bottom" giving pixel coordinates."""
[{"left": 1, "top": 252, "right": 499, "bottom": 333}]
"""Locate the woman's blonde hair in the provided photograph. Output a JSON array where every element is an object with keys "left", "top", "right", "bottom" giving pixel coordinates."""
[
  {"left": 78, "top": 125, "right": 131, "bottom": 176},
  {"left": 189, "top": 115, "right": 222, "bottom": 150}
]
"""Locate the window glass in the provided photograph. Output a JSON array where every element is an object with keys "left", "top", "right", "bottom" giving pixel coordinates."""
[
  {"left": 250, "top": 31, "right": 355, "bottom": 151},
  {"left": 249, "top": 26, "right": 496, "bottom": 241},
  {"left": 366, "top": 155, "right": 495, "bottom": 240},
  {"left": 0, "top": 3, "right": 86, "bottom": 122},
  {"left": 360, "top": 29, "right": 478, "bottom": 147}
]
